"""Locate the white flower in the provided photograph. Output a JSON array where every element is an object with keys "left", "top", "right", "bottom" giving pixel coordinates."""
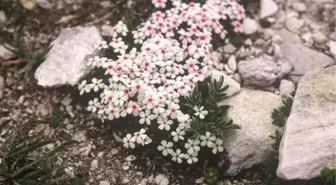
[
  {"left": 200, "top": 132, "right": 216, "bottom": 148},
  {"left": 212, "top": 138, "right": 224, "bottom": 154},
  {"left": 90, "top": 78, "right": 104, "bottom": 92},
  {"left": 123, "top": 134, "right": 135, "bottom": 149},
  {"left": 157, "top": 140, "right": 173, "bottom": 156},
  {"left": 78, "top": 80, "right": 91, "bottom": 95},
  {"left": 87, "top": 98, "right": 100, "bottom": 113},
  {"left": 185, "top": 139, "right": 200, "bottom": 154},
  {"left": 158, "top": 118, "right": 173, "bottom": 131},
  {"left": 139, "top": 109, "right": 155, "bottom": 125},
  {"left": 112, "top": 91, "right": 128, "bottom": 107},
  {"left": 193, "top": 106, "right": 208, "bottom": 119},
  {"left": 142, "top": 135, "right": 152, "bottom": 145},
  {"left": 94, "top": 40, "right": 108, "bottom": 50},
  {"left": 134, "top": 129, "right": 147, "bottom": 144},
  {"left": 171, "top": 127, "right": 185, "bottom": 142},
  {"left": 185, "top": 151, "right": 198, "bottom": 164},
  {"left": 170, "top": 149, "right": 184, "bottom": 163},
  {"left": 152, "top": 0, "right": 167, "bottom": 8},
  {"left": 106, "top": 107, "right": 120, "bottom": 120}
]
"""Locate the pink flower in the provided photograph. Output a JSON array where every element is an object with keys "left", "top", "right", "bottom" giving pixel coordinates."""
[{"left": 152, "top": 0, "right": 167, "bottom": 8}]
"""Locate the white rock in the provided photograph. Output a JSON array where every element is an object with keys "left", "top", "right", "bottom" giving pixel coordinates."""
[
  {"left": 35, "top": 26, "right": 102, "bottom": 87},
  {"left": 154, "top": 174, "right": 169, "bottom": 185},
  {"left": 227, "top": 55, "right": 237, "bottom": 72},
  {"left": 292, "top": 2, "right": 307, "bottom": 12},
  {"left": 99, "top": 181, "right": 110, "bottom": 185},
  {"left": 0, "top": 45, "right": 13, "bottom": 60},
  {"left": 277, "top": 66, "right": 336, "bottom": 180},
  {"left": 238, "top": 56, "right": 281, "bottom": 86},
  {"left": 122, "top": 178, "right": 130, "bottom": 184},
  {"left": 0, "top": 11, "right": 7, "bottom": 25},
  {"left": 20, "top": 0, "right": 37, "bottom": 9},
  {"left": 90, "top": 159, "right": 98, "bottom": 171},
  {"left": 0, "top": 76, "right": 4, "bottom": 99},
  {"left": 209, "top": 69, "right": 241, "bottom": 97},
  {"left": 301, "top": 32, "right": 313, "bottom": 43},
  {"left": 329, "top": 41, "right": 336, "bottom": 58},
  {"left": 279, "top": 79, "right": 295, "bottom": 97},
  {"left": 36, "top": 0, "right": 53, "bottom": 9},
  {"left": 64, "top": 166, "right": 75, "bottom": 178},
  {"left": 312, "top": 32, "right": 327, "bottom": 44},
  {"left": 224, "top": 64, "right": 233, "bottom": 74},
  {"left": 218, "top": 88, "right": 282, "bottom": 176},
  {"left": 232, "top": 73, "right": 241, "bottom": 84},
  {"left": 260, "top": 0, "right": 278, "bottom": 19},
  {"left": 285, "top": 17, "right": 305, "bottom": 33},
  {"left": 243, "top": 18, "right": 258, "bottom": 35},
  {"left": 61, "top": 96, "right": 73, "bottom": 106}
]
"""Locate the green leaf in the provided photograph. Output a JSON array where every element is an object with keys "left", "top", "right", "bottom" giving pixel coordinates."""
[
  {"left": 71, "top": 178, "right": 85, "bottom": 185},
  {"left": 321, "top": 167, "right": 336, "bottom": 185},
  {"left": 271, "top": 97, "right": 293, "bottom": 127}
]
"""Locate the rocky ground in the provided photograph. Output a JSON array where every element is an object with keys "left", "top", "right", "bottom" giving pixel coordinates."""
[{"left": 0, "top": 0, "right": 335, "bottom": 185}]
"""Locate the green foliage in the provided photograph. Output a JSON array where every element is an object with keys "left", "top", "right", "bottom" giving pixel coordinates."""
[
  {"left": 70, "top": 177, "right": 85, "bottom": 185},
  {"left": 204, "top": 167, "right": 219, "bottom": 185},
  {"left": 0, "top": 123, "right": 78, "bottom": 185},
  {"left": 265, "top": 130, "right": 283, "bottom": 185},
  {"left": 265, "top": 97, "right": 293, "bottom": 185},
  {"left": 33, "top": 105, "right": 62, "bottom": 128},
  {"left": 184, "top": 76, "right": 240, "bottom": 137},
  {"left": 321, "top": 167, "right": 336, "bottom": 185},
  {"left": 271, "top": 98, "right": 293, "bottom": 127},
  {"left": 6, "top": 27, "right": 51, "bottom": 72}
]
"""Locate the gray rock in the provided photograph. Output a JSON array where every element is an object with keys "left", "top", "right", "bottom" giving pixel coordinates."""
[
  {"left": 279, "top": 79, "right": 295, "bottom": 97},
  {"left": 312, "top": 32, "right": 327, "bottom": 44},
  {"left": 243, "top": 18, "right": 258, "bottom": 35},
  {"left": 36, "top": 0, "right": 53, "bottom": 9},
  {"left": 238, "top": 56, "right": 281, "bottom": 86},
  {"left": 218, "top": 88, "right": 282, "bottom": 176},
  {"left": 281, "top": 42, "right": 334, "bottom": 83},
  {"left": 101, "top": 25, "right": 114, "bottom": 37},
  {"left": 277, "top": 66, "right": 336, "bottom": 180},
  {"left": 278, "top": 62, "right": 293, "bottom": 77},
  {"left": 209, "top": 69, "right": 240, "bottom": 97},
  {"left": 99, "top": 181, "right": 110, "bottom": 185},
  {"left": 276, "top": 29, "right": 301, "bottom": 44},
  {"left": 260, "top": 0, "right": 279, "bottom": 19},
  {"left": 0, "top": 76, "right": 4, "bottom": 99},
  {"left": 285, "top": 17, "right": 305, "bottom": 33},
  {"left": 35, "top": 26, "right": 102, "bottom": 87},
  {"left": 0, "top": 11, "right": 7, "bottom": 25},
  {"left": 329, "top": 41, "right": 336, "bottom": 58},
  {"left": 292, "top": 2, "right": 307, "bottom": 12},
  {"left": 0, "top": 45, "right": 13, "bottom": 60}
]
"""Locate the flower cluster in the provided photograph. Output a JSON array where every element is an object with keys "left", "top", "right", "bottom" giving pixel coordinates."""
[{"left": 79, "top": 0, "right": 245, "bottom": 164}]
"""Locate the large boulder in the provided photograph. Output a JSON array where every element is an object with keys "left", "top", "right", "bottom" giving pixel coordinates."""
[
  {"left": 35, "top": 26, "right": 102, "bottom": 87},
  {"left": 277, "top": 66, "right": 336, "bottom": 180},
  {"left": 278, "top": 29, "right": 334, "bottom": 83},
  {"left": 218, "top": 88, "right": 283, "bottom": 176}
]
